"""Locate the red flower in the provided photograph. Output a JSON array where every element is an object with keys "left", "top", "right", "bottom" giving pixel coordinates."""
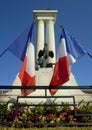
[
  {"left": 75, "top": 106, "right": 79, "bottom": 111},
  {"left": 61, "top": 112, "right": 67, "bottom": 117},
  {"left": 15, "top": 116, "right": 19, "bottom": 121},
  {"left": 48, "top": 113, "right": 55, "bottom": 120}
]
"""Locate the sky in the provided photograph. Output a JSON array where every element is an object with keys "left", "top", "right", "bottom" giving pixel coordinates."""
[{"left": 0, "top": 0, "right": 92, "bottom": 86}]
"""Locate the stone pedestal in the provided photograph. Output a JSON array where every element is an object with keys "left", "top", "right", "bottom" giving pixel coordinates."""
[{"left": 0, "top": 69, "right": 92, "bottom": 104}]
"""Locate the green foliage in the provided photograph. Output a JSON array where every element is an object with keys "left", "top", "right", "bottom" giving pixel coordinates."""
[
  {"left": 0, "top": 101, "right": 10, "bottom": 122},
  {"left": 0, "top": 99, "right": 92, "bottom": 128},
  {"left": 78, "top": 99, "right": 92, "bottom": 114}
]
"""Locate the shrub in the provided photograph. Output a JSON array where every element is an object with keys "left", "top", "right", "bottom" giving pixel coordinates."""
[{"left": 0, "top": 99, "right": 92, "bottom": 128}]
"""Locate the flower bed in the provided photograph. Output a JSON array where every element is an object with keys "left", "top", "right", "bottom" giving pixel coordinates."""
[{"left": 0, "top": 99, "right": 92, "bottom": 128}]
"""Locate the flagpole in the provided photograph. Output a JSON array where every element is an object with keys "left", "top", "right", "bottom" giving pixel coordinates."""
[
  {"left": 87, "top": 52, "right": 92, "bottom": 59},
  {"left": 0, "top": 48, "right": 8, "bottom": 58},
  {"left": 56, "top": 22, "right": 63, "bottom": 28}
]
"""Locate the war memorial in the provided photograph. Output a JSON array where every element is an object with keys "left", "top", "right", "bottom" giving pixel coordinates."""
[{"left": 0, "top": 10, "right": 92, "bottom": 127}]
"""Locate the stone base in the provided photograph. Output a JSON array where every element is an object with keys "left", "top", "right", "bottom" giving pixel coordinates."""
[{"left": 0, "top": 68, "right": 92, "bottom": 104}]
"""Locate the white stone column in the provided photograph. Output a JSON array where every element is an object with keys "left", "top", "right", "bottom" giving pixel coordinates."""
[
  {"left": 36, "top": 19, "right": 44, "bottom": 60},
  {"left": 46, "top": 19, "right": 56, "bottom": 64}
]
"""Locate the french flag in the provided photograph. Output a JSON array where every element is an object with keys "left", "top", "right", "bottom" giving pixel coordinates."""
[
  {"left": 18, "top": 28, "right": 36, "bottom": 96},
  {"left": 8, "top": 23, "right": 36, "bottom": 96},
  {"left": 49, "top": 27, "right": 87, "bottom": 96}
]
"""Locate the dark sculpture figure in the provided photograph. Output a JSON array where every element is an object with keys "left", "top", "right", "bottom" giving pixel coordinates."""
[{"left": 36, "top": 43, "right": 54, "bottom": 69}]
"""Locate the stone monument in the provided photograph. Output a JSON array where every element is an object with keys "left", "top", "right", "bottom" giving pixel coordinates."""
[{"left": 0, "top": 10, "right": 92, "bottom": 104}]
